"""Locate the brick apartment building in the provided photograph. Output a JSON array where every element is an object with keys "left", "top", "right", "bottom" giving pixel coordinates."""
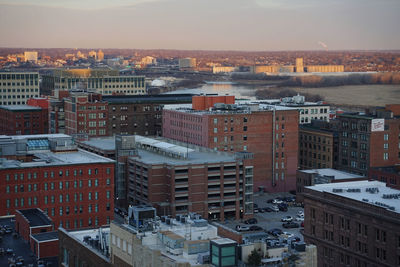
[
  {"left": 299, "top": 123, "right": 334, "bottom": 169},
  {"left": 0, "top": 134, "right": 115, "bottom": 229},
  {"left": 335, "top": 105, "right": 400, "bottom": 176},
  {"left": 50, "top": 91, "right": 193, "bottom": 136},
  {"left": 303, "top": 180, "right": 400, "bottom": 267},
  {"left": 0, "top": 105, "right": 48, "bottom": 135},
  {"left": 64, "top": 93, "right": 109, "bottom": 137},
  {"left": 127, "top": 135, "right": 254, "bottom": 221},
  {"left": 162, "top": 95, "right": 299, "bottom": 193}
]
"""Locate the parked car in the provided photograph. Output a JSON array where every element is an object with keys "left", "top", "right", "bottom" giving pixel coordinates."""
[
  {"left": 295, "top": 216, "right": 304, "bottom": 222},
  {"left": 301, "top": 221, "right": 304, "bottom": 227},
  {"left": 272, "top": 199, "right": 283, "bottom": 204},
  {"left": 253, "top": 208, "right": 259, "bottom": 213},
  {"left": 281, "top": 216, "right": 293, "bottom": 222},
  {"left": 282, "top": 222, "right": 300, "bottom": 228},
  {"left": 266, "top": 199, "right": 274, "bottom": 203},
  {"left": 257, "top": 208, "right": 264, "bottom": 213},
  {"left": 249, "top": 225, "right": 263, "bottom": 231},
  {"left": 244, "top": 218, "right": 258, "bottom": 224},
  {"left": 297, "top": 210, "right": 304, "bottom": 217},
  {"left": 263, "top": 207, "right": 273, "bottom": 212},
  {"left": 253, "top": 203, "right": 258, "bottom": 209},
  {"left": 278, "top": 205, "right": 288, "bottom": 212},
  {"left": 267, "top": 228, "right": 283, "bottom": 236},
  {"left": 236, "top": 225, "right": 250, "bottom": 232},
  {"left": 271, "top": 205, "right": 279, "bottom": 212},
  {"left": 280, "top": 231, "right": 294, "bottom": 239}
]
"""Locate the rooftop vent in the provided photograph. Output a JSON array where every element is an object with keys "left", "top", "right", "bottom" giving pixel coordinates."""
[
  {"left": 366, "top": 187, "right": 379, "bottom": 194},
  {"left": 332, "top": 188, "right": 343, "bottom": 193}
]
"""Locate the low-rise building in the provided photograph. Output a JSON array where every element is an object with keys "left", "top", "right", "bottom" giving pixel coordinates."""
[{"left": 369, "top": 165, "right": 400, "bottom": 190}]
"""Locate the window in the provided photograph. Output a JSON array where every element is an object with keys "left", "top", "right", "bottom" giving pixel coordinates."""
[
  {"left": 383, "top": 153, "right": 388, "bottom": 160},
  {"left": 213, "top": 128, "right": 217, "bottom": 133},
  {"left": 106, "top": 191, "right": 111, "bottom": 199},
  {"left": 384, "top": 134, "right": 389, "bottom": 141}
]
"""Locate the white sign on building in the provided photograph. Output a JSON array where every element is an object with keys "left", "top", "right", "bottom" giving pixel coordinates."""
[{"left": 371, "top": 119, "right": 385, "bottom": 132}]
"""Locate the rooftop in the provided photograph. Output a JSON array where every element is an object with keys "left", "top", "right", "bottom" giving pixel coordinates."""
[
  {"left": 300, "top": 168, "right": 365, "bottom": 180},
  {"left": 0, "top": 148, "right": 114, "bottom": 169},
  {"left": 17, "top": 208, "right": 52, "bottom": 227},
  {"left": 306, "top": 180, "right": 400, "bottom": 213},
  {"left": 80, "top": 137, "right": 116, "bottom": 151},
  {"left": 0, "top": 105, "right": 42, "bottom": 111},
  {"left": 31, "top": 231, "right": 59, "bottom": 242},
  {"left": 211, "top": 238, "right": 237, "bottom": 245}
]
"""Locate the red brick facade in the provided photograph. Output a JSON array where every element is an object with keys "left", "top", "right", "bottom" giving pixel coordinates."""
[
  {"left": 163, "top": 106, "right": 299, "bottom": 192},
  {"left": 0, "top": 163, "right": 114, "bottom": 229},
  {"left": 0, "top": 106, "right": 48, "bottom": 135},
  {"left": 65, "top": 94, "right": 108, "bottom": 137}
]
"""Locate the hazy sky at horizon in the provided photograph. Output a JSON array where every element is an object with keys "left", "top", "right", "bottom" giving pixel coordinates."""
[{"left": 0, "top": 0, "right": 399, "bottom": 51}]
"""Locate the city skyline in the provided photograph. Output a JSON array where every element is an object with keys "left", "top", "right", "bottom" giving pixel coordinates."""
[{"left": 0, "top": 0, "right": 399, "bottom": 51}]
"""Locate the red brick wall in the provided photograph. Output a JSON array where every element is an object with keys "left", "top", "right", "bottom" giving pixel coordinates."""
[
  {"left": 192, "top": 95, "right": 235, "bottom": 111},
  {"left": 0, "top": 108, "right": 48, "bottom": 135},
  {"left": 1, "top": 163, "right": 114, "bottom": 230},
  {"left": 31, "top": 239, "right": 59, "bottom": 258},
  {"left": 15, "top": 211, "right": 31, "bottom": 242},
  {"left": 216, "top": 225, "right": 243, "bottom": 244}
]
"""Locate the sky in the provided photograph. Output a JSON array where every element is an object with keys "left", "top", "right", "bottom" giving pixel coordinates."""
[{"left": 0, "top": 0, "right": 399, "bottom": 51}]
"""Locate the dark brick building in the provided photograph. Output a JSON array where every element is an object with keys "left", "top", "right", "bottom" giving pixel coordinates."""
[
  {"left": 299, "top": 123, "right": 334, "bottom": 170},
  {"left": 103, "top": 94, "right": 193, "bottom": 136},
  {"left": 163, "top": 97, "right": 299, "bottom": 193},
  {"left": 0, "top": 134, "right": 115, "bottom": 230},
  {"left": 303, "top": 180, "right": 400, "bottom": 267},
  {"left": 0, "top": 105, "right": 48, "bottom": 135},
  {"left": 335, "top": 105, "right": 400, "bottom": 176}
]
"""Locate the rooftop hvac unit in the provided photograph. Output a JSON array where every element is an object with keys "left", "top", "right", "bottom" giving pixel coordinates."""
[
  {"left": 332, "top": 188, "right": 343, "bottom": 193},
  {"left": 161, "top": 216, "right": 166, "bottom": 222}
]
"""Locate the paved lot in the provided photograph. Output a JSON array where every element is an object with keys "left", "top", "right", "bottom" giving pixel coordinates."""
[
  {"left": 222, "top": 192, "right": 304, "bottom": 241},
  {"left": 0, "top": 217, "right": 58, "bottom": 267}
]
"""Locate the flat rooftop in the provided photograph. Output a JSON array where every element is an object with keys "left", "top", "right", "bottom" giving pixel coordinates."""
[
  {"left": 212, "top": 238, "right": 236, "bottom": 245},
  {"left": 306, "top": 180, "right": 400, "bottom": 213},
  {"left": 80, "top": 137, "right": 116, "bottom": 151},
  {"left": 31, "top": 231, "right": 58, "bottom": 242},
  {"left": 17, "top": 208, "right": 52, "bottom": 227},
  {"left": 0, "top": 105, "right": 42, "bottom": 111},
  {"left": 300, "top": 168, "right": 365, "bottom": 180},
  {"left": 163, "top": 102, "right": 296, "bottom": 114},
  {"left": 102, "top": 94, "right": 193, "bottom": 104},
  {"left": 0, "top": 148, "right": 114, "bottom": 169}
]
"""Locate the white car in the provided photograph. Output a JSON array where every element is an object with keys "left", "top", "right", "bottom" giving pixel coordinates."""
[
  {"left": 235, "top": 225, "right": 250, "bottom": 232},
  {"left": 281, "top": 231, "right": 294, "bottom": 239},
  {"left": 281, "top": 216, "right": 293, "bottom": 222},
  {"left": 273, "top": 199, "right": 283, "bottom": 204},
  {"left": 297, "top": 211, "right": 304, "bottom": 217},
  {"left": 296, "top": 216, "right": 304, "bottom": 222}
]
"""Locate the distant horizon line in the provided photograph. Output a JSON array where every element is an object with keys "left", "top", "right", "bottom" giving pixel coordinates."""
[{"left": 1, "top": 47, "right": 400, "bottom": 53}]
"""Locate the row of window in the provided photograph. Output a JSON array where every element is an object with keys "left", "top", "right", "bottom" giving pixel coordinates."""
[{"left": 5, "top": 168, "right": 112, "bottom": 181}]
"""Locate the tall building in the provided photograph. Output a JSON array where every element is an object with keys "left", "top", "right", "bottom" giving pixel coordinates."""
[
  {"left": 0, "top": 72, "right": 40, "bottom": 105},
  {"left": 127, "top": 135, "right": 254, "bottom": 220},
  {"left": 88, "top": 50, "right": 97, "bottom": 60},
  {"left": 162, "top": 96, "right": 299, "bottom": 193},
  {"left": 296, "top": 57, "right": 304, "bottom": 73},
  {"left": 303, "top": 180, "right": 400, "bottom": 267},
  {"left": 24, "top": 51, "right": 38, "bottom": 63},
  {"left": 335, "top": 105, "right": 400, "bottom": 176},
  {"left": 0, "top": 105, "right": 48, "bottom": 135},
  {"left": 41, "top": 69, "right": 146, "bottom": 96},
  {"left": 0, "top": 134, "right": 115, "bottom": 229},
  {"left": 64, "top": 93, "right": 108, "bottom": 137}
]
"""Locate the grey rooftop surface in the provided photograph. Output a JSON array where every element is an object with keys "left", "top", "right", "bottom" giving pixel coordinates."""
[
  {"left": 17, "top": 208, "right": 52, "bottom": 227},
  {"left": 306, "top": 180, "right": 400, "bottom": 213},
  {"left": 134, "top": 146, "right": 236, "bottom": 165},
  {"left": 211, "top": 238, "right": 236, "bottom": 245},
  {"left": 0, "top": 149, "right": 114, "bottom": 169},
  {"left": 80, "top": 137, "right": 116, "bottom": 151},
  {"left": 300, "top": 168, "right": 365, "bottom": 180},
  {"left": 0, "top": 105, "right": 42, "bottom": 111},
  {"left": 31, "top": 231, "right": 59, "bottom": 242}
]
